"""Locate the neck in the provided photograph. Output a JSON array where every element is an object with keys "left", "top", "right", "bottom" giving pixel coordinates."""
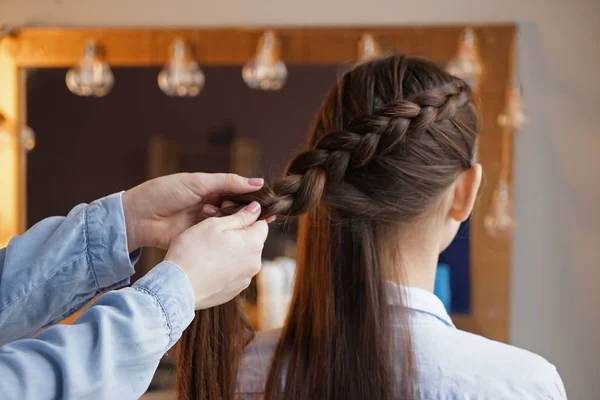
[{"left": 384, "top": 232, "right": 440, "bottom": 293}]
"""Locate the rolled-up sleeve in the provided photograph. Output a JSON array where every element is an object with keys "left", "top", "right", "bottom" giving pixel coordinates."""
[
  {"left": 0, "top": 261, "right": 195, "bottom": 400},
  {"left": 0, "top": 192, "right": 138, "bottom": 346}
]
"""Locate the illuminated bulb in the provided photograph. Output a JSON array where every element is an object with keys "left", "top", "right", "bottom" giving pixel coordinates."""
[
  {"left": 158, "top": 39, "right": 205, "bottom": 97},
  {"left": 498, "top": 81, "right": 528, "bottom": 131},
  {"left": 484, "top": 179, "right": 516, "bottom": 238},
  {"left": 357, "top": 33, "right": 382, "bottom": 62},
  {"left": 66, "top": 41, "right": 114, "bottom": 97},
  {"left": 20, "top": 126, "right": 36, "bottom": 152},
  {"left": 447, "top": 28, "right": 483, "bottom": 91},
  {"left": 242, "top": 30, "right": 287, "bottom": 91}
]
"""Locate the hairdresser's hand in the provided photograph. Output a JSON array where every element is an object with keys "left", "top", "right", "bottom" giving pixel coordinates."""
[
  {"left": 164, "top": 202, "right": 268, "bottom": 309},
  {"left": 122, "top": 173, "right": 264, "bottom": 252}
]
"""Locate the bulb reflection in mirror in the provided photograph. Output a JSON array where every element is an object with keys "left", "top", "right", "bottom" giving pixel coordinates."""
[
  {"left": 158, "top": 39, "right": 205, "bottom": 97},
  {"left": 357, "top": 33, "right": 383, "bottom": 62},
  {"left": 66, "top": 41, "right": 114, "bottom": 98},
  {"left": 484, "top": 179, "right": 516, "bottom": 239},
  {"left": 242, "top": 30, "right": 287, "bottom": 91},
  {"left": 498, "top": 80, "right": 528, "bottom": 131},
  {"left": 447, "top": 28, "right": 483, "bottom": 92}
]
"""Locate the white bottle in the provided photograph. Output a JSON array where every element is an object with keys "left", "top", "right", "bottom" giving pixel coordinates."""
[{"left": 257, "top": 261, "right": 287, "bottom": 330}]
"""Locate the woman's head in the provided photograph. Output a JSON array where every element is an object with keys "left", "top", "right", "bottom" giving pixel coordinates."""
[
  {"left": 177, "top": 54, "right": 482, "bottom": 400},
  {"left": 231, "top": 54, "right": 481, "bottom": 257}
]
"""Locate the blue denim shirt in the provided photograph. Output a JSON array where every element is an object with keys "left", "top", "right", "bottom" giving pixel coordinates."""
[
  {"left": 237, "top": 285, "right": 567, "bottom": 399},
  {"left": 0, "top": 193, "right": 195, "bottom": 400}
]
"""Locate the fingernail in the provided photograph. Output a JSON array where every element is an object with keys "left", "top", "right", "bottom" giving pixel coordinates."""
[
  {"left": 245, "top": 201, "right": 261, "bottom": 213},
  {"left": 248, "top": 178, "right": 264, "bottom": 187},
  {"left": 203, "top": 205, "right": 218, "bottom": 216}
]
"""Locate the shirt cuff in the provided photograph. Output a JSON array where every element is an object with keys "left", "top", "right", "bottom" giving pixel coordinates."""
[
  {"left": 132, "top": 261, "right": 195, "bottom": 348},
  {"left": 85, "top": 192, "right": 138, "bottom": 289}
]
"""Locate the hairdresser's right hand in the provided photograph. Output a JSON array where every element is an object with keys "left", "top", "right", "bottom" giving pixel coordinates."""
[{"left": 164, "top": 201, "right": 267, "bottom": 310}]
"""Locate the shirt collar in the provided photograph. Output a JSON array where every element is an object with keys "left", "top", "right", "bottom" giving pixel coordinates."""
[{"left": 385, "top": 281, "right": 455, "bottom": 328}]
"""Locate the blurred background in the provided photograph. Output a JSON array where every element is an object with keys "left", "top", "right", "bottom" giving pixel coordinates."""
[{"left": 0, "top": 1, "right": 598, "bottom": 399}]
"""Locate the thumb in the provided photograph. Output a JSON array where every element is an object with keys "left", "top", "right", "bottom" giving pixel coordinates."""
[
  {"left": 218, "top": 202, "right": 262, "bottom": 231},
  {"left": 187, "top": 173, "right": 264, "bottom": 196}
]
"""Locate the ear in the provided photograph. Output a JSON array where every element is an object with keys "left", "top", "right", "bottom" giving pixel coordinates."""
[{"left": 449, "top": 163, "right": 482, "bottom": 222}]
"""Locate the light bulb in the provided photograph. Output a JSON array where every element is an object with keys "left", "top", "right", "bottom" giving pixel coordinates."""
[
  {"left": 484, "top": 179, "right": 516, "bottom": 238},
  {"left": 20, "top": 126, "right": 36, "bottom": 152},
  {"left": 242, "top": 30, "right": 287, "bottom": 91},
  {"left": 498, "top": 81, "right": 528, "bottom": 131},
  {"left": 66, "top": 41, "right": 114, "bottom": 97},
  {"left": 357, "top": 33, "right": 382, "bottom": 62},
  {"left": 447, "top": 28, "right": 483, "bottom": 91},
  {"left": 158, "top": 39, "right": 205, "bottom": 97}
]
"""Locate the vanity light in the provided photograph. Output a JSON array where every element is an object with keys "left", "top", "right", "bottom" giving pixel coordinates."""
[
  {"left": 242, "top": 30, "right": 288, "bottom": 91},
  {"left": 158, "top": 38, "right": 205, "bottom": 97},
  {"left": 446, "top": 28, "right": 483, "bottom": 92},
  {"left": 357, "top": 33, "right": 383, "bottom": 62},
  {"left": 66, "top": 41, "right": 114, "bottom": 97}
]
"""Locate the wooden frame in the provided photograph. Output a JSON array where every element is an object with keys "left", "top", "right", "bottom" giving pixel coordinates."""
[{"left": 0, "top": 26, "right": 515, "bottom": 342}]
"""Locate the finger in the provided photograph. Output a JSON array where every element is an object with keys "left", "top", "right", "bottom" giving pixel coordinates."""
[
  {"left": 219, "top": 200, "right": 239, "bottom": 216},
  {"left": 201, "top": 204, "right": 221, "bottom": 217},
  {"left": 186, "top": 173, "right": 264, "bottom": 198},
  {"left": 242, "top": 219, "right": 269, "bottom": 247},
  {"left": 221, "top": 200, "right": 237, "bottom": 209},
  {"left": 266, "top": 216, "right": 277, "bottom": 224},
  {"left": 217, "top": 201, "right": 262, "bottom": 231}
]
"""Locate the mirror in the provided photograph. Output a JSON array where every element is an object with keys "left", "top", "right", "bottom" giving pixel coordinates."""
[{"left": 2, "top": 28, "right": 516, "bottom": 392}]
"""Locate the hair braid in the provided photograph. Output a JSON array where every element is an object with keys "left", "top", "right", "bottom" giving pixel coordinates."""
[{"left": 226, "top": 80, "right": 472, "bottom": 219}]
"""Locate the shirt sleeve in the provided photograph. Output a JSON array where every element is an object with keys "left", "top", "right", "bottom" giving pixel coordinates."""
[
  {"left": 0, "top": 261, "right": 195, "bottom": 400},
  {"left": 548, "top": 365, "right": 568, "bottom": 400},
  {"left": 0, "top": 192, "right": 138, "bottom": 347}
]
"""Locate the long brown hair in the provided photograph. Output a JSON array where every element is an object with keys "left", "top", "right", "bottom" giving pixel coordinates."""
[{"left": 176, "top": 54, "right": 479, "bottom": 400}]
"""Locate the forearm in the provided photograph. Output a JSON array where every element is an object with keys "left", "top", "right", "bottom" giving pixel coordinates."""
[
  {"left": 0, "top": 262, "right": 194, "bottom": 400},
  {"left": 0, "top": 193, "right": 136, "bottom": 346}
]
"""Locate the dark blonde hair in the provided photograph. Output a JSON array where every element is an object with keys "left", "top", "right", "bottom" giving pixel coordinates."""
[{"left": 177, "top": 54, "right": 480, "bottom": 400}]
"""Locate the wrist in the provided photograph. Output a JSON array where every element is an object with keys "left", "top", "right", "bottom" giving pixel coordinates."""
[{"left": 122, "top": 190, "right": 141, "bottom": 252}]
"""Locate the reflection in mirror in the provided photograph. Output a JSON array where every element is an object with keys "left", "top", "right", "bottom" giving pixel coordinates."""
[{"left": 26, "top": 63, "right": 474, "bottom": 391}]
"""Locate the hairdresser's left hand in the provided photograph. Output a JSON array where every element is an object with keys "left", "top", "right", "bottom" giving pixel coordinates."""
[{"left": 122, "top": 173, "right": 265, "bottom": 252}]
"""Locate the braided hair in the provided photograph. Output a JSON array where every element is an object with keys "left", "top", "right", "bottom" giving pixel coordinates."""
[
  {"left": 177, "top": 54, "right": 480, "bottom": 400},
  {"left": 227, "top": 65, "right": 476, "bottom": 221}
]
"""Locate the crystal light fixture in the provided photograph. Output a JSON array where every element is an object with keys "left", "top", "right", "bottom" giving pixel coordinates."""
[
  {"left": 66, "top": 41, "right": 114, "bottom": 97},
  {"left": 484, "top": 179, "right": 516, "bottom": 238},
  {"left": 447, "top": 28, "right": 483, "bottom": 91},
  {"left": 498, "top": 80, "right": 528, "bottom": 131},
  {"left": 357, "top": 33, "right": 382, "bottom": 62},
  {"left": 484, "top": 79, "right": 528, "bottom": 238},
  {"left": 242, "top": 30, "right": 287, "bottom": 91},
  {"left": 158, "top": 38, "right": 205, "bottom": 97}
]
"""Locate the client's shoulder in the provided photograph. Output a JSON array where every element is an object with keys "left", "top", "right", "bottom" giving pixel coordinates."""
[
  {"left": 414, "top": 325, "right": 566, "bottom": 399},
  {"left": 236, "top": 329, "right": 280, "bottom": 395}
]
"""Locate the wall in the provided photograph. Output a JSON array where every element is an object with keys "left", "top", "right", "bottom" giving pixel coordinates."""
[{"left": 1, "top": 0, "right": 598, "bottom": 398}]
